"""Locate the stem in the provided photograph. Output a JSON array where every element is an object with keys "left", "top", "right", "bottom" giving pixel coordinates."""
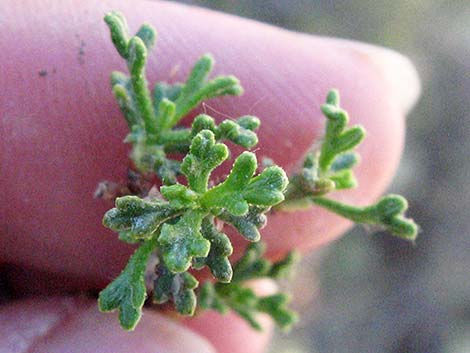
[
  {"left": 311, "top": 196, "right": 418, "bottom": 240},
  {"left": 311, "top": 196, "right": 374, "bottom": 223}
]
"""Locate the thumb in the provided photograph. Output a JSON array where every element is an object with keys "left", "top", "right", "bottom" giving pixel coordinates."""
[{"left": 0, "top": 297, "right": 215, "bottom": 353}]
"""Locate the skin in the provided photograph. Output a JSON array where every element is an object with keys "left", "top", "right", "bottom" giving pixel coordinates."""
[{"left": 0, "top": 0, "right": 420, "bottom": 352}]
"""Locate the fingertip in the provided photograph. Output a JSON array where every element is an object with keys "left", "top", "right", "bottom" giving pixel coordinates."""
[
  {"left": 186, "top": 311, "right": 274, "bottom": 353},
  {"left": 322, "top": 39, "right": 421, "bottom": 115},
  {"left": 0, "top": 297, "right": 216, "bottom": 353}
]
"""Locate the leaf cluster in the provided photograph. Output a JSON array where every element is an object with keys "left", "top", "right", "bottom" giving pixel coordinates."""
[
  {"left": 199, "top": 242, "right": 299, "bottom": 331},
  {"left": 99, "top": 118, "right": 288, "bottom": 330},
  {"left": 281, "top": 90, "right": 418, "bottom": 241},
  {"left": 283, "top": 89, "right": 365, "bottom": 202},
  {"left": 104, "top": 11, "right": 251, "bottom": 183}
]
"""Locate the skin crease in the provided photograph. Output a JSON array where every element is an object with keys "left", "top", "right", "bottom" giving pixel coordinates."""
[{"left": 0, "top": 0, "right": 420, "bottom": 352}]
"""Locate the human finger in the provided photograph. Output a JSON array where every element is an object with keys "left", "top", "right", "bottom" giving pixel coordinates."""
[{"left": 0, "top": 0, "right": 419, "bottom": 286}]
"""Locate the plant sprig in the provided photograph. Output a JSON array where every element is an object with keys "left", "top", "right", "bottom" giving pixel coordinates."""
[
  {"left": 199, "top": 242, "right": 299, "bottom": 331},
  {"left": 98, "top": 237, "right": 157, "bottom": 330},
  {"left": 98, "top": 11, "right": 419, "bottom": 332},
  {"left": 104, "top": 11, "right": 245, "bottom": 182},
  {"left": 279, "top": 90, "right": 418, "bottom": 241}
]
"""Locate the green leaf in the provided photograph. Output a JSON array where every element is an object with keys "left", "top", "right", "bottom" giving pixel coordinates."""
[
  {"left": 166, "top": 54, "right": 244, "bottom": 128},
  {"left": 194, "top": 217, "right": 233, "bottom": 282},
  {"left": 127, "top": 37, "right": 157, "bottom": 134},
  {"left": 103, "top": 11, "right": 301, "bottom": 333},
  {"left": 192, "top": 114, "right": 260, "bottom": 149},
  {"left": 281, "top": 91, "right": 366, "bottom": 210},
  {"left": 374, "top": 195, "right": 419, "bottom": 239},
  {"left": 312, "top": 194, "right": 419, "bottom": 241},
  {"left": 153, "top": 83, "right": 183, "bottom": 107},
  {"left": 155, "top": 98, "right": 176, "bottom": 132},
  {"left": 128, "top": 37, "right": 147, "bottom": 76},
  {"left": 104, "top": 12, "right": 130, "bottom": 59},
  {"left": 218, "top": 284, "right": 263, "bottom": 330},
  {"left": 236, "top": 115, "right": 261, "bottom": 130},
  {"left": 319, "top": 89, "right": 366, "bottom": 172},
  {"left": 243, "top": 166, "right": 289, "bottom": 205},
  {"left": 257, "top": 293, "right": 298, "bottom": 330},
  {"left": 105, "top": 11, "right": 157, "bottom": 137},
  {"left": 110, "top": 72, "right": 140, "bottom": 129},
  {"left": 181, "top": 130, "right": 228, "bottom": 193},
  {"left": 98, "top": 238, "right": 157, "bottom": 330},
  {"left": 201, "top": 152, "right": 288, "bottom": 216},
  {"left": 158, "top": 210, "right": 210, "bottom": 272},
  {"left": 135, "top": 23, "right": 156, "bottom": 50},
  {"left": 153, "top": 83, "right": 182, "bottom": 130},
  {"left": 153, "top": 264, "right": 199, "bottom": 315},
  {"left": 217, "top": 206, "right": 268, "bottom": 242},
  {"left": 103, "top": 196, "right": 180, "bottom": 241},
  {"left": 191, "top": 114, "right": 217, "bottom": 135},
  {"left": 215, "top": 116, "right": 260, "bottom": 148},
  {"left": 328, "top": 169, "right": 357, "bottom": 189},
  {"left": 330, "top": 152, "right": 359, "bottom": 172},
  {"left": 101, "top": 10, "right": 421, "bottom": 334},
  {"left": 154, "top": 128, "right": 192, "bottom": 154},
  {"left": 198, "top": 242, "right": 299, "bottom": 331},
  {"left": 201, "top": 152, "right": 257, "bottom": 216}
]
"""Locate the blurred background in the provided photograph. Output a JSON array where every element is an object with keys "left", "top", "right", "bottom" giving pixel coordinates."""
[{"left": 174, "top": 1, "right": 470, "bottom": 352}]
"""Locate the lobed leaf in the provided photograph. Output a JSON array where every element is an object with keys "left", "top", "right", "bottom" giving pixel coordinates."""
[
  {"left": 198, "top": 242, "right": 299, "bottom": 331},
  {"left": 135, "top": 23, "right": 156, "bottom": 50},
  {"left": 103, "top": 196, "right": 180, "bottom": 241},
  {"left": 98, "top": 238, "right": 157, "bottom": 330},
  {"left": 318, "top": 89, "right": 366, "bottom": 172},
  {"left": 330, "top": 152, "right": 359, "bottom": 172},
  {"left": 126, "top": 37, "right": 157, "bottom": 134},
  {"left": 153, "top": 83, "right": 182, "bottom": 130},
  {"left": 268, "top": 251, "right": 300, "bottom": 279},
  {"left": 312, "top": 194, "right": 419, "bottom": 241},
  {"left": 158, "top": 210, "right": 210, "bottom": 272},
  {"left": 153, "top": 264, "right": 199, "bottom": 315},
  {"left": 201, "top": 152, "right": 288, "bottom": 216},
  {"left": 215, "top": 116, "right": 260, "bottom": 148},
  {"left": 110, "top": 72, "right": 140, "bottom": 128},
  {"left": 181, "top": 130, "right": 228, "bottom": 193},
  {"left": 243, "top": 166, "right": 289, "bottom": 205},
  {"left": 104, "top": 12, "right": 130, "bottom": 59},
  {"left": 193, "top": 217, "right": 233, "bottom": 282},
  {"left": 281, "top": 91, "right": 366, "bottom": 209},
  {"left": 103, "top": 11, "right": 298, "bottom": 334},
  {"left": 167, "top": 54, "right": 243, "bottom": 127},
  {"left": 192, "top": 114, "right": 260, "bottom": 149},
  {"left": 328, "top": 169, "right": 357, "bottom": 190},
  {"left": 257, "top": 293, "right": 298, "bottom": 330},
  {"left": 217, "top": 206, "right": 268, "bottom": 242}
]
